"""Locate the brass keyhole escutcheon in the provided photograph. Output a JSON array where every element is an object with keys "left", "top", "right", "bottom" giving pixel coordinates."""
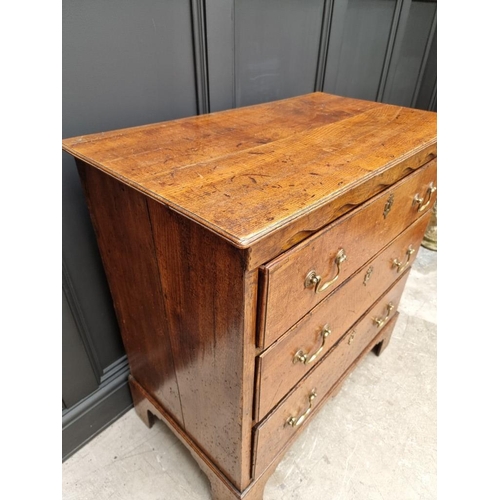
[
  {"left": 383, "top": 193, "right": 394, "bottom": 219},
  {"left": 363, "top": 266, "right": 373, "bottom": 286}
]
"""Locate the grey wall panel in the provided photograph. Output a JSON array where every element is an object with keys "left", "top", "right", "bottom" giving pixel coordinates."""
[
  {"left": 62, "top": 161, "right": 125, "bottom": 376},
  {"left": 62, "top": 0, "right": 199, "bottom": 377},
  {"left": 206, "top": 0, "right": 236, "bottom": 112},
  {"left": 62, "top": 286, "right": 98, "bottom": 409},
  {"left": 191, "top": 0, "right": 210, "bottom": 114},
  {"left": 62, "top": 0, "right": 200, "bottom": 457},
  {"left": 324, "top": 0, "right": 398, "bottom": 101},
  {"left": 415, "top": 25, "right": 437, "bottom": 111},
  {"left": 429, "top": 85, "right": 437, "bottom": 112},
  {"left": 381, "top": 0, "right": 437, "bottom": 106},
  {"left": 234, "top": 0, "right": 325, "bottom": 107},
  {"left": 62, "top": 0, "right": 197, "bottom": 137},
  {"left": 314, "top": 0, "right": 335, "bottom": 91}
]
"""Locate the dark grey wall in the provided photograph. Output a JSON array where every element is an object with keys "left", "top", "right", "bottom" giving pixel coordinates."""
[
  {"left": 381, "top": 0, "right": 437, "bottom": 107},
  {"left": 62, "top": 0, "right": 437, "bottom": 460},
  {"left": 324, "top": 0, "right": 399, "bottom": 101},
  {"left": 62, "top": 0, "right": 200, "bottom": 460}
]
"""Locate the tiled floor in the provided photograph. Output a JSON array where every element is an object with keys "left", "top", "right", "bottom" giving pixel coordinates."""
[{"left": 63, "top": 247, "right": 437, "bottom": 500}]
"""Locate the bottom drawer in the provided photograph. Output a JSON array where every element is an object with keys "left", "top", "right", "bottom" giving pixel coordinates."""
[{"left": 252, "top": 270, "right": 409, "bottom": 478}]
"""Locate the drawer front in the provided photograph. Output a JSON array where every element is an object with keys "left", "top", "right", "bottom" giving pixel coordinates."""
[
  {"left": 258, "top": 159, "right": 436, "bottom": 348},
  {"left": 254, "top": 211, "right": 431, "bottom": 421},
  {"left": 252, "top": 272, "right": 408, "bottom": 478}
]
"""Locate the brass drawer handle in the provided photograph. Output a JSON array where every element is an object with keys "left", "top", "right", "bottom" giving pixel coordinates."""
[
  {"left": 392, "top": 245, "right": 415, "bottom": 273},
  {"left": 286, "top": 390, "right": 317, "bottom": 427},
  {"left": 293, "top": 325, "right": 331, "bottom": 365},
  {"left": 305, "top": 248, "right": 347, "bottom": 294},
  {"left": 414, "top": 182, "right": 437, "bottom": 212},
  {"left": 374, "top": 302, "right": 394, "bottom": 328}
]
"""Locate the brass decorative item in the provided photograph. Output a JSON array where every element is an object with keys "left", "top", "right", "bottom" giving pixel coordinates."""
[
  {"left": 304, "top": 248, "right": 347, "bottom": 293},
  {"left": 383, "top": 193, "right": 394, "bottom": 218},
  {"left": 392, "top": 245, "right": 415, "bottom": 273},
  {"left": 374, "top": 302, "right": 394, "bottom": 328},
  {"left": 293, "top": 325, "right": 331, "bottom": 365},
  {"left": 348, "top": 331, "right": 356, "bottom": 345},
  {"left": 421, "top": 201, "right": 437, "bottom": 251},
  {"left": 363, "top": 266, "right": 374, "bottom": 286},
  {"left": 413, "top": 182, "right": 437, "bottom": 212},
  {"left": 286, "top": 390, "right": 317, "bottom": 427}
]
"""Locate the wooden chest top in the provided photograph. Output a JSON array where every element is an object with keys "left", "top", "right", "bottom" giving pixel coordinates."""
[{"left": 62, "top": 92, "right": 437, "bottom": 249}]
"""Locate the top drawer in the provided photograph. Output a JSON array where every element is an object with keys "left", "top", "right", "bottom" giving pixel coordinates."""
[{"left": 258, "top": 159, "right": 436, "bottom": 348}]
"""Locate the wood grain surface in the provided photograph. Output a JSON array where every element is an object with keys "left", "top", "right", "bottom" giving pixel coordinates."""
[
  {"left": 254, "top": 211, "right": 431, "bottom": 421},
  {"left": 76, "top": 160, "right": 183, "bottom": 424},
  {"left": 146, "top": 201, "right": 258, "bottom": 490},
  {"left": 63, "top": 93, "right": 436, "bottom": 252},
  {"left": 65, "top": 93, "right": 437, "bottom": 499},
  {"left": 78, "top": 159, "right": 258, "bottom": 489},
  {"left": 258, "top": 159, "right": 436, "bottom": 347},
  {"left": 252, "top": 273, "right": 408, "bottom": 478}
]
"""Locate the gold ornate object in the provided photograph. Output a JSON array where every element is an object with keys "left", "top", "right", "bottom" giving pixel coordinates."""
[
  {"left": 363, "top": 266, "right": 374, "bottom": 286},
  {"left": 286, "top": 390, "right": 317, "bottom": 427},
  {"left": 413, "top": 182, "right": 437, "bottom": 212},
  {"left": 348, "top": 331, "right": 356, "bottom": 345},
  {"left": 422, "top": 201, "right": 437, "bottom": 251},
  {"left": 374, "top": 302, "right": 394, "bottom": 328},
  {"left": 383, "top": 193, "right": 394, "bottom": 218},
  {"left": 304, "top": 248, "right": 347, "bottom": 293},
  {"left": 392, "top": 245, "right": 415, "bottom": 273},
  {"left": 293, "top": 325, "right": 331, "bottom": 365}
]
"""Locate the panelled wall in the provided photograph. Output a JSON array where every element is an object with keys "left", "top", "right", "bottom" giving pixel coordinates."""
[{"left": 62, "top": 0, "right": 437, "bottom": 460}]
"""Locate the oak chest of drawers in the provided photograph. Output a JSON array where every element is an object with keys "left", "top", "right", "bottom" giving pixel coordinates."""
[{"left": 62, "top": 92, "right": 437, "bottom": 499}]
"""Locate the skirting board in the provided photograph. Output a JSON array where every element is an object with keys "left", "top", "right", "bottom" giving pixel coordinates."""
[{"left": 62, "top": 367, "right": 132, "bottom": 461}]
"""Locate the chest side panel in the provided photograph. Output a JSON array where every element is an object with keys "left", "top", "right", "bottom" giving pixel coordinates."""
[
  {"left": 78, "top": 159, "right": 258, "bottom": 490},
  {"left": 76, "top": 160, "right": 183, "bottom": 424},
  {"left": 146, "top": 201, "right": 258, "bottom": 490}
]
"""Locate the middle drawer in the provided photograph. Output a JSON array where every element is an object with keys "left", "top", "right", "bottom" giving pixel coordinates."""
[{"left": 254, "top": 210, "right": 431, "bottom": 421}]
